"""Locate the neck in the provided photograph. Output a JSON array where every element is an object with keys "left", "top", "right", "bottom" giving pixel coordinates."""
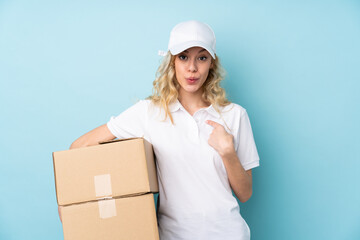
[{"left": 178, "top": 89, "right": 210, "bottom": 115}]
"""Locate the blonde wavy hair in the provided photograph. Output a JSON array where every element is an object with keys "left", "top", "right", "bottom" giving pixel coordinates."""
[{"left": 147, "top": 51, "right": 230, "bottom": 124}]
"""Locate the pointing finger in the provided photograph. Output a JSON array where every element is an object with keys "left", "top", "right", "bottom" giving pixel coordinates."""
[{"left": 206, "top": 120, "right": 221, "bottom": 128}]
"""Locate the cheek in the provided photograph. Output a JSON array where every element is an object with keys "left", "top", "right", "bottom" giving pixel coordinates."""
[
  {"left": 174, "top": 67, "right": 181, "bottom": 81},
  {"left": 201, "top": 67, "right": 211, "bottom": 80},
  {"left": 175, "top": 65, "right": 186, "bottom": 79},
  {"left": 174, "top": 64, "right": 180, "bottom": 78}
]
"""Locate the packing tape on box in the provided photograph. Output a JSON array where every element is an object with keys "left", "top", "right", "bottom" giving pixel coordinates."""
[
  {"left": 98, "top": 199, "right": 117, "bottom": 219},
  {"left": 94, "top": 174, "right": 113, "bottom": 197}
]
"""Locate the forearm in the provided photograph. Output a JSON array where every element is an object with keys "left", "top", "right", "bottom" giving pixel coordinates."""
[
  {"left": 205, "top": 120, "right": 253, "bottom": 202},
  {"left": 70, "top": 124, "right": 116, "bottom": 149},
  {"left": 221, "top": 150, "right": 252, "bottom": 202}
]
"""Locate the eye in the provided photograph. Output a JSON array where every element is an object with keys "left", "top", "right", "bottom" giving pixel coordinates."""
[
  {"left": 199, "top": 56, "right": 208, "bottom": 61},
  {"left": 178, "top": 55, "right": 187, "bottom": 60}
]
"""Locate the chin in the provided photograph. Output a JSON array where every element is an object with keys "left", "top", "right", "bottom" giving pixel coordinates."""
[{"left": 184, "top": 86, "right": 201, "bottom": 93}]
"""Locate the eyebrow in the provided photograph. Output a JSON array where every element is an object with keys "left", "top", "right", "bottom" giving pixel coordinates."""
[{"left": 183, "top": 49, "right": 207, "bottom": 53}]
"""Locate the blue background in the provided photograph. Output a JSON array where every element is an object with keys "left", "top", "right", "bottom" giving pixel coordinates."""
[{"left": 1, "top": 0, "right": 359, "bottom": 239}]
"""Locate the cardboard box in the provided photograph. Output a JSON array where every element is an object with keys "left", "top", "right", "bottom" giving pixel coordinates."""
[
  {"left": 61, "top": 193, "right": 159, "bottom": 240},
  {"left": 53, "top": 138, "right": 158, "bottom": 206}
]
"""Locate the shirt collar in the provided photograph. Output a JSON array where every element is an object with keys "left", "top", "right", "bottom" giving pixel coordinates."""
[
  {"left": 168, "top": 99, "right": 182, "bottom": 113},
  {"left": 206, "top": 105, "right": 221, "bottom": 118},
  {"left": 168, "top": 99, "right": 221, "bottom": 118}
]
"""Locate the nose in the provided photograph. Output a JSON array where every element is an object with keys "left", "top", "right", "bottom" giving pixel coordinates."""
[{"left": 188, "top": 58, "right": 197, "bottom": 72}]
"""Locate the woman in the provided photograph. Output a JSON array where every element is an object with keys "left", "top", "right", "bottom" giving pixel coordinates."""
[{"left": 60, "top": 20, "right": 259, "bottom": 240}]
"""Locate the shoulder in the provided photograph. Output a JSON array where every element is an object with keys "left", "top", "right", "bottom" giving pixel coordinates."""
[
  {"left": 138, "top": 99, "right": 159, "bottom": 107},
  {"left": 219, "top": 102, "right": 247, "bottom": 117},
  {"left": 135, "top": 99, "right": 163, "bottom": 117},
  {"left": 136, "top": 99, "right": 151, "bottom": 105},
  {"left": 131, "top": 99, "right": 152, "bottom": 109},
  {"left": 117, "top": 99, "right": 153, "bottom": 116},
  {"left": 214, "top": 102, "right": 250, "bottom": 135}
]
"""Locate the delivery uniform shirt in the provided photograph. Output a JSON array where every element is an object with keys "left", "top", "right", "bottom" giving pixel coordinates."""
[{"left": 107, "top": 99, "right": 260, "bottom": 240}]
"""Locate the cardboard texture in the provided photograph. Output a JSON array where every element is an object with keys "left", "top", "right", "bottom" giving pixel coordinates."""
[
  {"left": 53, "top": 138, "right": 160, "bottom": 239},
  {"left": 53, "top": 138, "right": 158, "bottom": 206},
  {"left": 61, "top": 193, "right": 159, "bottom": 240}
]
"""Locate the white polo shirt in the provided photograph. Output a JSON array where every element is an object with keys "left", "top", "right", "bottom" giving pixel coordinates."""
[{"left": 107, "top": 99, "right": 259, "bottom": 240}]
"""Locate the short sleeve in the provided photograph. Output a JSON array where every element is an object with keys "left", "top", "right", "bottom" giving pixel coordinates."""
[
  {"left": 107, "top": 100, "right": 149, "bottom": 140},
  {"left": 236, "top": 110, "right": 260, "bottom": 171}
]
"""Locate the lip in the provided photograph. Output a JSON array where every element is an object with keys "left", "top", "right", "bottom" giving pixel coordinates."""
[{"left": 186, "top": 77, "right": 200, "bottom": 83}]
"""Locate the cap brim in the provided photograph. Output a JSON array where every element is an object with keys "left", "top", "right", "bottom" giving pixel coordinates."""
[{"left": 169, "top": 41, "right": 215, "bottom": 59}]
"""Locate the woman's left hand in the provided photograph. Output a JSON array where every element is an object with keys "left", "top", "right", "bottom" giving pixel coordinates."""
[{"left": 206, "top": 120, "right": 235, "bottom": 157}]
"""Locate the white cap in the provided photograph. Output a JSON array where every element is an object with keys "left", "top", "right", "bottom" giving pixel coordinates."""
[{"left": 168, "top": 20, "right": 216, "bottom": 59}]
